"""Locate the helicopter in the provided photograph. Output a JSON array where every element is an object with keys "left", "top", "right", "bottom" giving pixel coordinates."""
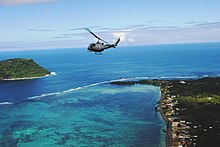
[{"left": 85, "top": 28, "right": 120, "bottom": 55}]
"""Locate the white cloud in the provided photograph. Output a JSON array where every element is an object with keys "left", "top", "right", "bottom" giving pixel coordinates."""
[
  {"left": 128, "top": 38, "right": 135, "bottom": 42},
  {"left": 1, "top": 23, "right": 220, "bottom": 51},
  {"left": 0, "top": 0, "right": 57, "bottom": 6},
  {"left": 129, "top": 26, "right": 220, "bottom": 45},
  {"left": 111, "top": 32, "right": 136, "bottom": 43}
]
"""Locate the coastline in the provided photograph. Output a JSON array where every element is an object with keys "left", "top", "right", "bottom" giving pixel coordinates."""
[
  {"left": 142, "top": 77, "right": 220, "bottom": 146},
  {"left": 158, "top": 92, "right": 172, "bottom": 147},
  {"left": 1, "top": 72, "right": 56, "bottom": 81},
  {"left": 111, "top": 80, "right": 172, "bottom": 146}
]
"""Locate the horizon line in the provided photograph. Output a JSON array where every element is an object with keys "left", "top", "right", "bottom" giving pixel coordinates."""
[{"left": 1, "top": 41, "right": 220, "bottom": 52}]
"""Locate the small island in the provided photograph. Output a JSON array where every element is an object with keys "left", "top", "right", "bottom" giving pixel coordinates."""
[
  {"left": 0, "top": 58, "right": 51, "bottom": 80},
  {"left": 111, "top": 77, "right": 220, "bottom": 147}
]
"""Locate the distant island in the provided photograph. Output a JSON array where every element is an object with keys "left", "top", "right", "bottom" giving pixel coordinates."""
[
  {"left": 0, "top": 58, "right": 51, "bottom": 80},
  {"left": 111, "top": 77, "right": 220, "bottom": 147}
]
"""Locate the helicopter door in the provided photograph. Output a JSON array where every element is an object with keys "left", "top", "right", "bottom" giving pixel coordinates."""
[{"left": 88, "top": 43, "right": 95, "bottom": 50}]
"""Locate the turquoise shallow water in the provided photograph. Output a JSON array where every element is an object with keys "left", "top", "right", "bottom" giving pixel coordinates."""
[
  {"left": 1, "top": 43, "right": 220, "bottom": 146},
  {"left": 0, "top": 84, "right": 165, "bottom": 147}
]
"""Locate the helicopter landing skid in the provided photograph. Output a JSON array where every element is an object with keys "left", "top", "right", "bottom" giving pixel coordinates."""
[{"left": 95, "top": 52, "right": 102, "bottom": 55}]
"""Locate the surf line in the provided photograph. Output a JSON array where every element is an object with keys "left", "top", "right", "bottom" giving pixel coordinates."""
[
  {"left": 27, "top": 78, "right": 128, "bottom": 100},
  {"left": 27, "top": 75, "right": 198, "bottom": 100},
  {"left": 0, "top": 102, "right": 13, "bottom": 106}
]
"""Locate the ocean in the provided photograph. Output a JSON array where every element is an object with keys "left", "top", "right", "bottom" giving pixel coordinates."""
[{"left": 0, "top": 43, "right": 220, "bottom": 146}]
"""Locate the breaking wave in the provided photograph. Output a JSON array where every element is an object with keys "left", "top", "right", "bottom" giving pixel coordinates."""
[
  {"left": 28, "top": 92, "right": 61, "bottom": 100},
  {"left": 50, "top": 72, "right": 57, "bottom": 76},
  {"left": 0, "top": 101, "right": 13, "bottom": 105},
  {"left": 27, "top": 79, "right": 122, "bottom": 100},
  {"left": 26, "top": 75, "right": 200, "bottom": 100}
]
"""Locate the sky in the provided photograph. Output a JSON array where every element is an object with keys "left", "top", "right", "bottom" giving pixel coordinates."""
[{"left": 0, "top": 0, "right": 220, "bottom": 51}]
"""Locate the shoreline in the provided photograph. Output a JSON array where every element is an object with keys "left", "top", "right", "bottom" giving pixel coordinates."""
[
  {"left": 111, "top": 80, "right": 172, "bottom": 146},
  {"left": 1, "top": 72, "right": 56, "bottom": 81},
  {"left": 158, "top": 94, "right": 172, "bottom": 147}
]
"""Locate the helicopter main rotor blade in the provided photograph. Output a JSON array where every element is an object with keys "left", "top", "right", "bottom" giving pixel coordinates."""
[{"left": 85, "top": 28, "right": 109, "bottom": 44}]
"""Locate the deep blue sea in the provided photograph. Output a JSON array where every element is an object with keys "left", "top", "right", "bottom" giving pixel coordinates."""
[{"left": 0, "top": 43, "right": 220, "bottom": 146}]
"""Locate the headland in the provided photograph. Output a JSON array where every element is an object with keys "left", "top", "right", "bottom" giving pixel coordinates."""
[{"left": 0, "top": 58, "right": 51, "bottom": 81}]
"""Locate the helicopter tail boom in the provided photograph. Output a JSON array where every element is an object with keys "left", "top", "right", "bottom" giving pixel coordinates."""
[{"left": 106, "top": 38, "right": 121, "bottom": 48}]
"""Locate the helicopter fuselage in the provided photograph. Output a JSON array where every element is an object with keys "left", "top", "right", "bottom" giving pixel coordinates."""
[{"left": 87, "top": 42, "right": 113, "bottom": 52}]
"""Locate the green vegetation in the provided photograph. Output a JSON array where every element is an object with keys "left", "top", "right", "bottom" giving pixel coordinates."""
[
  {"left": 167, "top": 78, "right": 220, "bottom": 122},
  {"left": 0, "top": 58, "right": 50, "bottom": 80},
  {"left": 111, "top": 79, "right": 168, "bottom": 87},
  {"left": 170, "top": 78, "right": 220, "bottom": 147},
  {"left": 111, "top": 77, "right": 220, "bottom": 146},
  {"left": 169, "top": 77, "right": 220, "bottom": 97}
]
